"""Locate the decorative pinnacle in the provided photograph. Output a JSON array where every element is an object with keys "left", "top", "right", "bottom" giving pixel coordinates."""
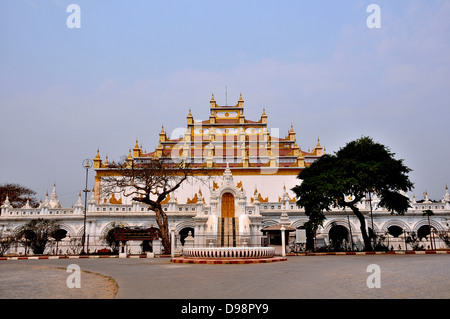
[{"left": 316, "top": 138, "right": 322, "bottom": 148}]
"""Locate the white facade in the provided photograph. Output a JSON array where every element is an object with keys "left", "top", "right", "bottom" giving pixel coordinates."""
[
  {"left": 1, "top": 175, "right": 449, "bottom": 255},
  {"left": 1, "top": 96, "right": 449, "bottom": 255}
]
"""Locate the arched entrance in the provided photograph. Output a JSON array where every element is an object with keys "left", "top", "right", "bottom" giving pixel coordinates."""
[
  {"left": 387, "top": 226, "right": 404, "bottom": 237},
  {"left": 329, "top": 225, "right": 349, "bottom": 250},
  {"left": 179, "top": 227, "right": 195, "bottom": 246},
  {"left": 219, "top": 192, "right": 238, "bottom": 247},
  {"left": 417, "top": 225, "right": 437, "bottom": 249}
]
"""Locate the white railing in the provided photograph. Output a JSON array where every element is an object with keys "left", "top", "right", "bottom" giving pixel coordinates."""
[{"left": 182, "top": 247, "right": 275, "bottom": 259}]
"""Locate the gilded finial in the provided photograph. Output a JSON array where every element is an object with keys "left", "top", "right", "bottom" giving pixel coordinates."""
[{"left": 316, "top": 138, "right": 322, "bottom": 148}]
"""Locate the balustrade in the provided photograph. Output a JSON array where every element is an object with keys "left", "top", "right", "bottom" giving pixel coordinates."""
[{"left": 182, "top": 247, "right": 275, "bottom": 258}]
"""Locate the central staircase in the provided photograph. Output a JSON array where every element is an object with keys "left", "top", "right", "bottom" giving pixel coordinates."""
[{"left": 218, "top": 217, "right": 239, "bottom": 247}]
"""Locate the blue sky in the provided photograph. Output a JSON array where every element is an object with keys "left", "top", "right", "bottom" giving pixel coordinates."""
[{"left": 1, "top": 0, "right": 449, "bottom": 206}]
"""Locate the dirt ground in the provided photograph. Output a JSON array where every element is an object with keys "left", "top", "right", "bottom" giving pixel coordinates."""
[{"left": 0, "top": 263, "right": 118, "bottom": 299}]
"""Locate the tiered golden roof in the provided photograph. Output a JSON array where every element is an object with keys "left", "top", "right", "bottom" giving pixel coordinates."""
[{"left": 93, "top": 95, "right": 324, "bottom": 171}]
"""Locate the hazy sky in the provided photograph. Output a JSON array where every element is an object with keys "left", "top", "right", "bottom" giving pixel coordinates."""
[{"left": 1, "top": 0, "right": 449, "bottom": 206}]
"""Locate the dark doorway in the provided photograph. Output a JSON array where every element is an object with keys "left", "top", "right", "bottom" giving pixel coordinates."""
[
  {"left": 329, "top": 225, "right": 349, "bottom": 250},
  {"left": 387, "top": 226, "right": 404, "bottom": 238},
  {"left": 142, "top": 240, "right": 153, "bottom": 252},
  {"left": 417, "top": 225, "right": 433, "bottom": 240},
  {"left": 179, "top": 227, "right": 195, "bottom": 246}
]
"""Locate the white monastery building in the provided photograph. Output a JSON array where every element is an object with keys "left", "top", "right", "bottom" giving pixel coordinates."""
[{"left": 1, "top": 95, "right": 449, "bottom": 255}]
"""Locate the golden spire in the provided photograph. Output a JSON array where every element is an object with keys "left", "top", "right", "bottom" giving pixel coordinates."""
[
  {"left": 187, "top": 108, "right": 193, "bottom": 124},
  {"left": 288, "top": 124, "right": 296, "bottom": 141},
  {"left": 314, "top": 138, "right": 323, "bottom": 156},
  {"left": 260, "top": 108, "right": 267, "bottom": 124},
  {"left": 133, "top": 139, "right": 141, "bottom": 157},
  {"left": 93, "top": 148, "right": 102, "bottom": 168},
  {"left": 210, "top": 93, "right": 217, "bottom": 109},
  {"left": 316, "top": 138, "right": 322, "bottom": 148},
  {"left": 298, "top": 149, "right": 304, "bottom": 158}
]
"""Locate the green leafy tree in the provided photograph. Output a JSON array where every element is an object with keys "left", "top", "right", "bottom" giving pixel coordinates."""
[
  {"left": 100, "top": 223, "right": 123, "bottom": 253},
  {"left": 293, "top": 137, "right": 413, "bottom": 251},
  {"left": 17, "top": 219, "right": 61, "bottom": 255},
  {"left": 0, "top": 230, "right": 17, "bottom": 256}
]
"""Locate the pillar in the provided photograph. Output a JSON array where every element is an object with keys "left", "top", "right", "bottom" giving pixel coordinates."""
[{"left": 281, "top": 226, "right": 286, "bottom": 257}]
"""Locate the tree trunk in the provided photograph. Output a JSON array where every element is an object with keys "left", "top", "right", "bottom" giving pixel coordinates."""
[
  {"left": 349, "top": 206, "right": 373, "bottom": 251},
  {"left": 154, "top": 206, "right": 171, "bottom": 254}
]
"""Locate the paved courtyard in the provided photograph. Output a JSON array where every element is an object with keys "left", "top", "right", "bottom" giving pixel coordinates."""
[{"left": 0, "top": 254, "right": 448, "bottom": 300}]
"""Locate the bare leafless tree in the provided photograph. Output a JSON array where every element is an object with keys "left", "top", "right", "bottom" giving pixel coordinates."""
[{"left": 100, "top": 155, "right": 200, "bottom": 254}]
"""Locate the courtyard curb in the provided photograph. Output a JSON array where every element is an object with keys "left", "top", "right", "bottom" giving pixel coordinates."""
[
  {"left": 0, "top": 254, "right": 170, "bottom": 261},
  {"left": 171, "top": 256, "right": 288, "bottom": 264},
  {"left": 0, "top": 250, "right": 448, "bottom": 261},
  {"left": 287, "top": 250, "right": 450, "bottom": 256}
]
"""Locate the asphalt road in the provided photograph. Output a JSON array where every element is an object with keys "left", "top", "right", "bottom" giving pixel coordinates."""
[{"left": 0, "top": 254, "right": 449, "bottom": 300}]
